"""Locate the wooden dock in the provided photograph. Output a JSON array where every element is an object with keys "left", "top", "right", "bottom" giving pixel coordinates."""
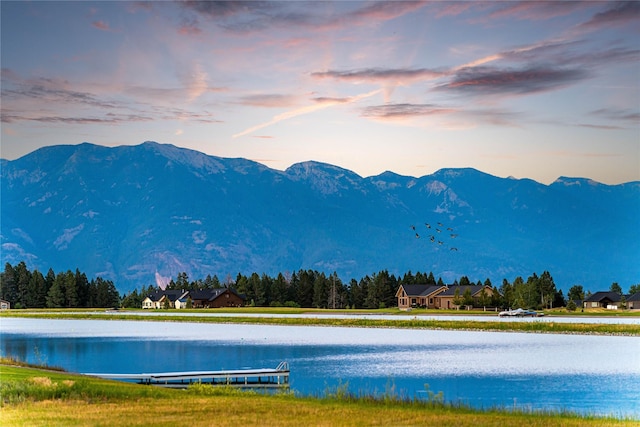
[{"left": 84, "top": 361, "right": 289, "bottom": 389}]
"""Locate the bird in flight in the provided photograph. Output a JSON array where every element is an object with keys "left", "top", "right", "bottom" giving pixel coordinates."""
[{"left": 411, "top": 220, "right": 460, "bottom": 252}]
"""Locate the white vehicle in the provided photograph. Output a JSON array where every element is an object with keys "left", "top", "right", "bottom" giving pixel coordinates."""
[{"left": 498, "top": 308, "right": 543, "bottom": 317}]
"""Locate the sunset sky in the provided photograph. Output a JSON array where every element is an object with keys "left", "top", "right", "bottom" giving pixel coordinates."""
[{"left": 2, "top": 1, "right": 639, "bottom": 184}]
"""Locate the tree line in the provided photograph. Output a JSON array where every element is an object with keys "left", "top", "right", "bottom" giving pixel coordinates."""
[
  {"left": 4, "top": 260, "right": 636, "bottom": 310},
  {"left": 0, "top": 262, "right": 120, "bottom": 309}
]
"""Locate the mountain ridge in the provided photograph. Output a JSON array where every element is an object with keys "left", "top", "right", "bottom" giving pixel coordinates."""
[{"left": 2, "top": 141, "right": 638, "bottom": 293}]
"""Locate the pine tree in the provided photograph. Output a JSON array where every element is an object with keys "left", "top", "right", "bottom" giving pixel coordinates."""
[{"left": 46, "top": 275, "right": 66, "bottom": 308}]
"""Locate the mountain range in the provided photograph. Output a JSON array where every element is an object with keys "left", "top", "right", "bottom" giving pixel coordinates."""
[{"left": 2, "top": 141, "right": 638, "bottom": 293}]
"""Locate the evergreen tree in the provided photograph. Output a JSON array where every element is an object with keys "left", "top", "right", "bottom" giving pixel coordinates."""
[
  {"left": 234, "top": 273, "right": 249, "bottom": 301},
  {"left": 553, "top": 289, "right": 566, "bottom": 308},
  {"left": 296, "top": 270, "right": 314, "bottom": 308},
  {"left": 500, "top": 279, "right": 514, "bottom": 309},
  {"left": 44, "top": 268, "right": 56, "bottom": 298},
  {"left": 286, "top": 271, "right": 299, "bottom": 305},
  {"left": 121, "top": 289, "right": 141, "bottom": 308},
  {"left": 94, "top": 277, "right": 120, "bottom": 307},
  {"left": 327, "top": 272, "right": 345, "bottom": 309},
  {"left": 567, "top": 285, "right": 585, "bottom": 302},
  {"left": 15, "top": 261, "right": 31, "bottom": 308},
  {"left": 247, "top": 272, "right": 265, "bottom": 306},
  {"left": 629, "top": 284, "right": 640, "bottom": 295},
  {"left": 271, "top": 273, "right": 288, "bottom": 306},
  {"left": 64, "top": 271, "right": 78, "bottom": 308},
  {"left": 176, "top": 272, "right": 190, "bottom": 291},
  {"left": 75, "top": 269, "right": 90, "bottom": 307},
  {"left": 427, "top": 272, "right": 436, "bottom": 285},
  {"left": 610, "top": 282, "right": 622, "bottom": 295},
  {"left": 512, "top": 276, "right": 526, "bottom": 308},
  {"left": 28, "top": 270, "right": 47, "bottom": 308},
  {"left": 260, "top": 273, "right": 272, "bottom": 306},
  {"left": 349, "top": 278, "right": 365, "bottom": 309},
  {"left": 312, "top": 273, "right": 328, "bottom": 308},
  {"left": 46, "top": 274, "right": 66, "bottom": 308},
  {"left": 538, "top": 271, "right": 557, "bottom": 309},
  {"left": 402, "top": 271, "right": 415, "bottom": 284},
  {"left": 0, "top": 262, "right": 17, "bottom": 304}
]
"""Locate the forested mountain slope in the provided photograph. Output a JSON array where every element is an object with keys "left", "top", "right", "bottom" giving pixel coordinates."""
[{"left": 2, "top": 142, "right": 638, "bottom": 292}]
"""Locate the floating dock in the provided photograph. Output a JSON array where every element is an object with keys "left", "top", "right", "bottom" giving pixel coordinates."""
[{"left": 84, "top": 361, "right": 289, "bottom": 389}]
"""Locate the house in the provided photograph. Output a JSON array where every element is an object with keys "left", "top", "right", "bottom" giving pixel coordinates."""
[
  {"left": 188, "top": 289, "right": 245, "bottom": 308},
  {"left": 0, "top": 299, "right": 10, "bottom": 310},
  {"left": 583, "top": 291, "right": 622, "bottom": 310},
  {"left": 142, "top": 290, "right": 189, "bottom": 309},
  {"left": 142, "top": 288, "right": 245, "bottom": 309},
  {"left": 625, "top": 293, "right": 640, "bottom": 310},
  {"left": 433, "top": 285, "right": 495, "bottom": 310},
  {"left": 396, "top": 284, "right": 446, "bottom": 310}
]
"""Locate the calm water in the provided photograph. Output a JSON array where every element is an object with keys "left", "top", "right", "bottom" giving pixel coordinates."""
[{"left": 1, "top": 317, "right": 639, "bottom": 417}]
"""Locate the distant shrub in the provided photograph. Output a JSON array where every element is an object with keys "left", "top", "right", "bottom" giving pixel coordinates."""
[{"left": 566, "top": 300, "right": 577, "bottom": 311}]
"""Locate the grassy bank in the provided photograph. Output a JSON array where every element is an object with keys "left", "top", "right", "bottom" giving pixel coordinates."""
[
  {"left": 1, "top": 363, "right": 635, "bottom": 426},
  {"left": 2, "top": 309, "right": 639, "bottom": 336}
]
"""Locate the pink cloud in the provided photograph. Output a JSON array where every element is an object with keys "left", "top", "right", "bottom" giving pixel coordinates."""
[{"left": 92, "top": 20, "right": 111, "bottom": 31}]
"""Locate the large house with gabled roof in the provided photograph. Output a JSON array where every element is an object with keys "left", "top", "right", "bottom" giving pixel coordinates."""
[
  {"left": 433, "top": 284, "right": 495, "bottom": 310},
  {"left": 626, "top": 293, "right": 640, "bottom": 310},
  {"left": 396, "top": 284, "right": 446, "bottom": 310},
  {"left": 583, "top": 291, "right": 640, "bottom": 310},
  {"left": 583, "top": 291, "right": 623, "bottom": 310},
  {"left": 396, "top": 283, "right": 496, "bottom": 310}
]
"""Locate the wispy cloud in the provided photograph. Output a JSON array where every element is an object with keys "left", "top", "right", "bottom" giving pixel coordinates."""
[
  {"left": 486, "top": 1, "right": 588, "bottom": 22},
  {"left": 361, "top": 103, "right": 454, "bottom": 120},
  {"left": 0, "top": 68, "right": 224, "bottom": 125},
  {"left": 436, "top": 66, "right": 588, "bottom": 96},
  {"left": 589, "top": 108, "right": 640, "bottom": 125},
  {"left": 361, "top": 102, "right": 521, "bottom": 127},
  {"left": 312, "top": 68, "right": 443, "bottom": 85},
  {"left": 577, "top": 1, "right": 640, "bottom": 31},
  {"left": 179, "top": 1, "right": 427, "bottom": 34},
  {"left": 236, "top": 93, "right": 300, "bottom": 108},
  {"left": 233, "top": 89, "right": 381, "bottom": 138},
  {"left": 92, "top": 20, "right": 112, "bottom": 31},
  {"left": 1, "top": 113, "right": 153, "bottom": 125}
]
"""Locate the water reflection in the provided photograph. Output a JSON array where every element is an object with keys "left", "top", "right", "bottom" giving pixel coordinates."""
[{"left": 1, "top": 318, "right": 638, "bottom": 417}]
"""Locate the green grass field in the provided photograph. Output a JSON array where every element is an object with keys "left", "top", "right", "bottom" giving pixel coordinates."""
[
  {"left": 1, "top": 363, "right": 636, "bottom": 426},
  {"left": 2, "top": 308, "right": 639, "bottom": 336}
]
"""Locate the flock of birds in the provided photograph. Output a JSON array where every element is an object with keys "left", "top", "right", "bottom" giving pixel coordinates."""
[{"left": 411, "top": 222, "right": 458, "bottom": 251}]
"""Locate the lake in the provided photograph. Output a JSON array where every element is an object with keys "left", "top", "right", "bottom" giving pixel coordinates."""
[{"left": 1, "top": 317, "right": 639, "bottom": 418}]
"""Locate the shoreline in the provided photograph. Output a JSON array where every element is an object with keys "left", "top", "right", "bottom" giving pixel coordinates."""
[{"left": 2, "top": 309, "right": 639, "bottom": 336}]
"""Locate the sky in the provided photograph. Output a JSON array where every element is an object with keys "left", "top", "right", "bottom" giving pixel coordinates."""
[{"left": 1, "top": 1, "right": 639, "bottom": 185}]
